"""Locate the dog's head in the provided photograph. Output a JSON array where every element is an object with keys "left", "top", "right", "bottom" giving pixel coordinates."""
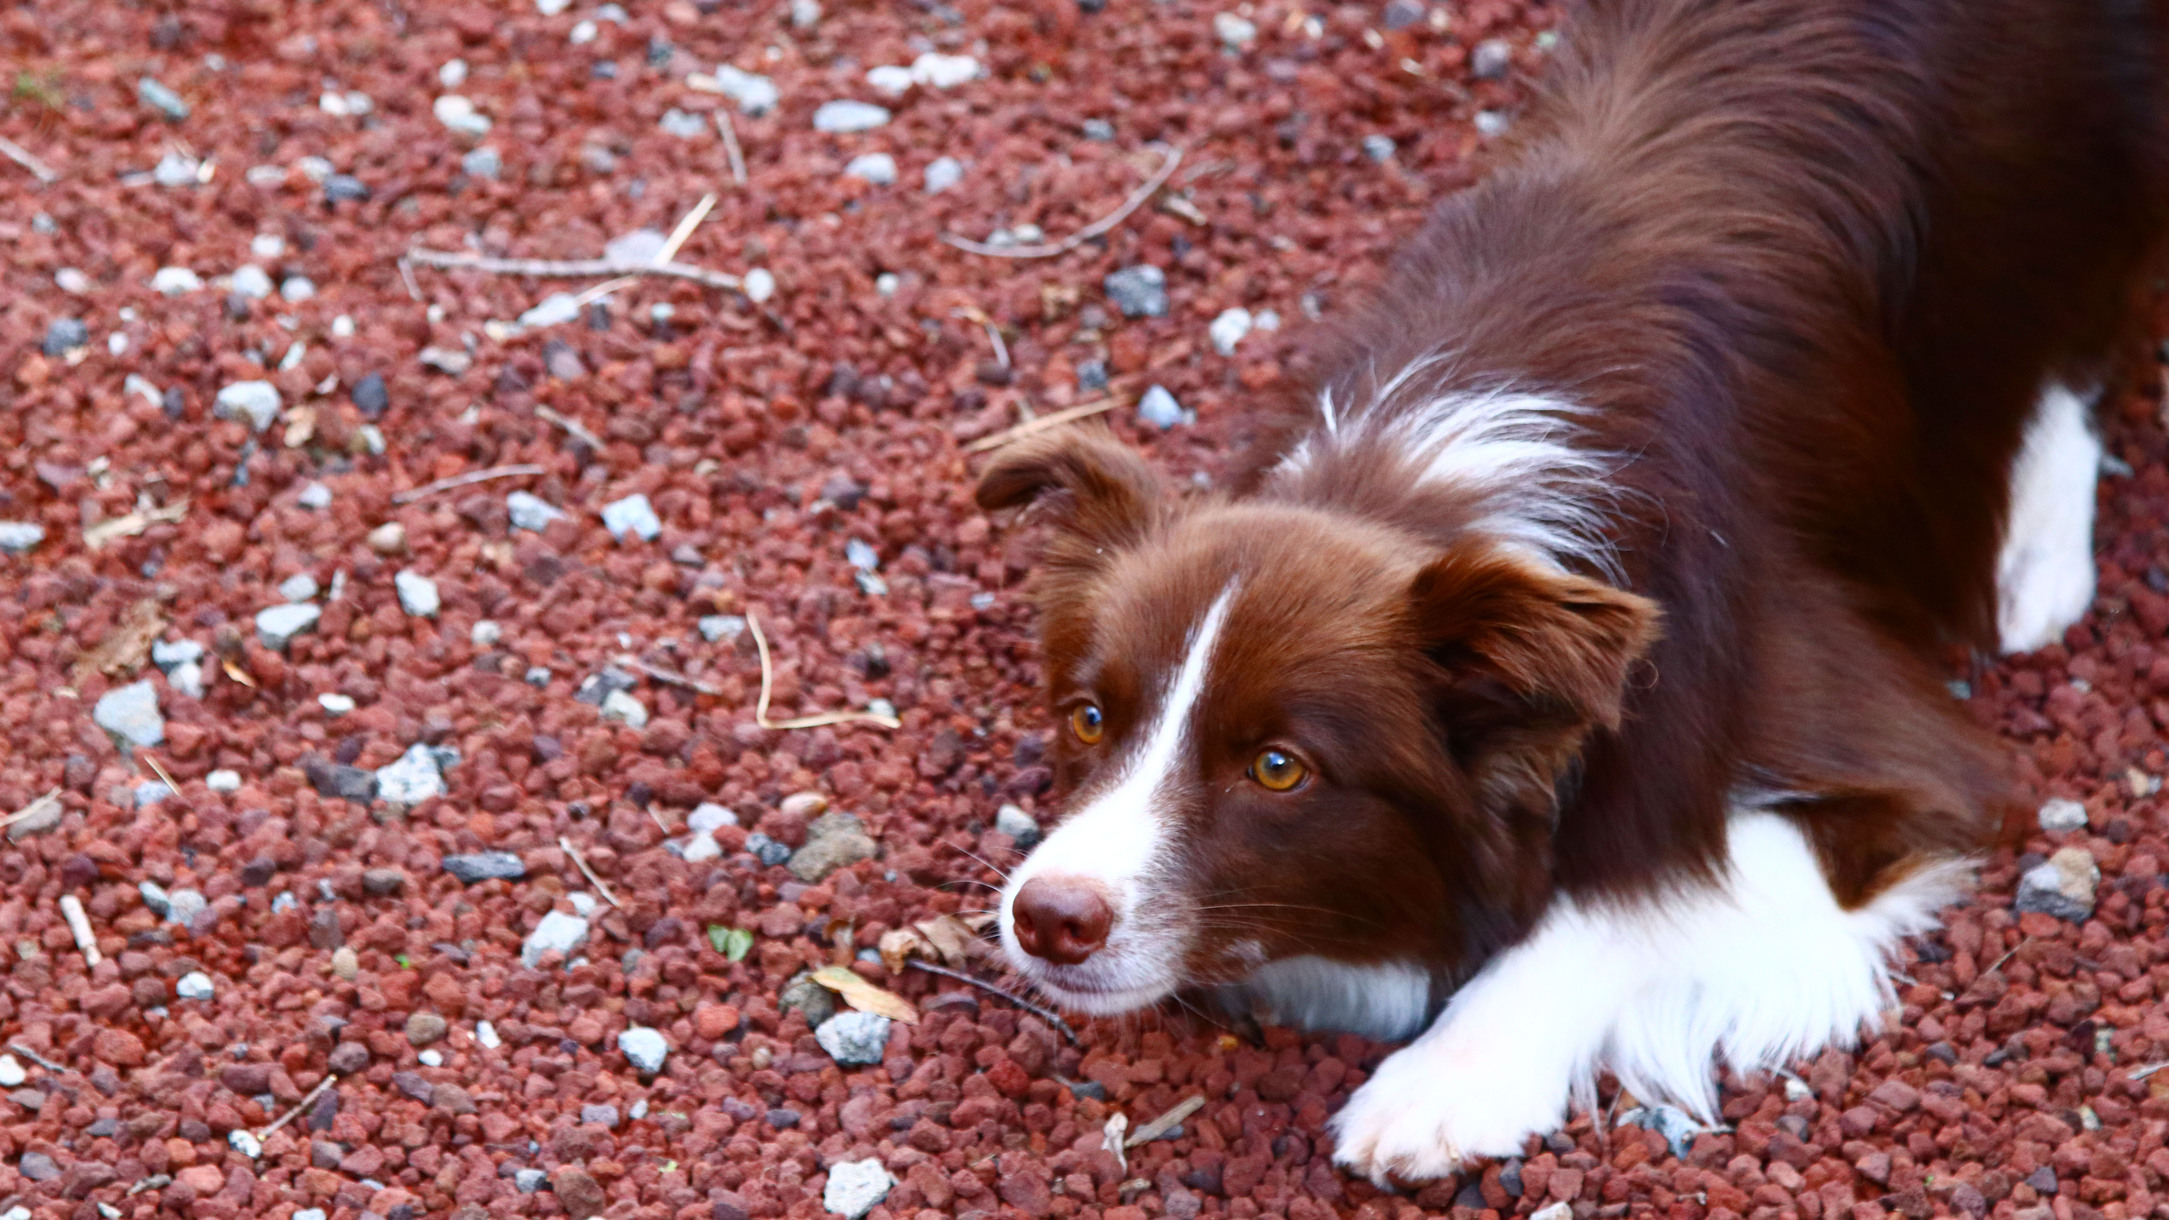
[{"left": 976, "top": 427, "right": 1659, "bottom": 1015}]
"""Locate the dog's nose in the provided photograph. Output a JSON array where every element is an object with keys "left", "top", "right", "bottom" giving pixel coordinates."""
[{"left": 1011, "top": 876, "right": 1114, "bottom": 965}]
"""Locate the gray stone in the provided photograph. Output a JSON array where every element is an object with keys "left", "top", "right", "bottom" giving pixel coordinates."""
[
  {"left": 779, "top": 971, "right": 838, "bottom": 1027},
  {"left": 137, "top": 77, "right": 190, "bottom": 120},
  {"left": 461, "top": 145, "right": 503, "bottom": 180},
  {"left": 618, "top": 1026, "right": 668, "bottom": 1073},
  {"left": 164, "top": 889, "right": 207, "bottom": 927},
  {"left": 659, "top": 109, "right": 709, "bottom": 138},
  {"left": 1104, "top": 264, "right": 1168, "bottom": 317},
  {"left": 846, "top": 538, "right": 880, "bottom": 571},
  {"left": 790, "top": 0, "right": 821, "bottom": 27},
  {"left": 151, "top": 638, "right": 203, "bottom": 671},
  {"left": 822, "top": 1158, "right": 894, "bottom": 1219},
  {"left": 746, "top": 833, "right": 792, "bottom": 868},
  {"left": 0, "top": 522, "right": 45, "bottom": 555},
  {"left": 351, "top": 371, "right": 389, "bottom": 417},
  {"left": 525, "top": 666, "right": 553, "bottom": 686},
  {"left": 0, "top": 1055, "right": 22, "bottom": 1087},
  {"left": 604, "top": 229, "right": 668, "bottom": 264},
  {"left": 580, "top": 1104, "right": 621, "bottom": 1129},
  {"left": 154, "top": 151, "right": 201, "bottom": 189},
  {"left": 1136, "top": 384, "right": 1183, "bottom": 430},
  {"left": 602, "top": 493, "right": 662, "bottom": 541},
  {"left": 418, "top": 345, "right": 472, "bottom": 375},
  {"left": 923, "top": 156, "right": 964, "bottom": 194},
  {"left": 323, "top": 173, "right": 371, "bottom": 203},
  {"left": 175, "top": 972, "right": 215, "bottom": 1001},
  {"left": 508, "top": 490, "right": 567, "bottom": 531},
  {"left": 1213, "top": 11, "right": 1256, "bottom": 46},
  {"left": 94, "top": 680, "right": 165, "bottom": 747},
  {"left": 520, "top": 293, "right": 583, "bottom": 329},
  {"left": 1474, "top": 110, "right": 1511, "bottom": 139},
  {"left": 281, "top": 275, "right": 316, "bottom": 301},
  {"left": 134, "top": 781, "right": 172, "bottom": 808},
  {"left": 715, "top": 65, "right": 780, "bottom": 115},
  {"left": 2038, "top": 798, "right": 2089, "bottom": 833},
  {"left": 689, "top": 804, "right": 739, "bottom": 835},
  {"left": 42, "top": 317, "right": 88, "bottom": 357},
  {"left": 1616, "top": 1104, "right": 1706, "bottom": 1159},
  {"left": 813, "top": 100, "right": 891, "bottom": 133},
  {"left": 788, "top": 812, "right": 878, "bottom": 882},
  {"left": 444, "top": 852, "right": 526, "bottom": 883},
  {"left": 394, "top": 569, "right": 441, "bottom": 617},
  {"left": 844, "top": 153, "right": 897, "bottom": 185},
  {"left": 1362, "top": 133, "right": 1397, "bottom": 162},
  {"left": 433, "top": 94, "right": 492, "bottom": 137},
  {"left": 375, "top": 743, "right": 449, "bottom": 805},
  {"left": 600, "top": 689, "right": 649, "bottom": 728},
  {"left": 297, "top": 481, "right": 333, "bottom": 510},
  {"left": 815, "top": 1011, "right": 891, "bottom": 1067},
  {"left": 699, "top": 615, "right": 746, "bottom": 643},
  {"left": 514, "top": 1168, "right": 547, "bottom": 1193},
  {"left": 522, "top": 910, "right": 590, "bottom": 967},
  {"left": 1209, "top": 307, "right": 1254, "bottom": 355},
  {"left": 1382, "top": 0, "right": 1425, "bottom": 28},
  {"left": 18, "top": 1151, "right": 59, "bottom": 1182},
  {"left": 995, "top": 804, "right": 1041, "bottom": 850},
  {"left": 214, "top": 381, "right": 282, "bottom": 432},
  {"left": 139, "top": 881, "right": 171, "bottom": 917},
  {"left": 1083, "top": 118, "right": 1116, "bottom": 141},
  {"left": 1470, "top": 37, "right": 1514, "bottom": 80},
  {"left": 2014, "top": 847, "right": 2098, "bottom": 922},
  {"left": 255, "top": 603, "right": 321, "bottom": 650},
  {"left": 279, "top": 573, "right": 320, "bottom": 603}
]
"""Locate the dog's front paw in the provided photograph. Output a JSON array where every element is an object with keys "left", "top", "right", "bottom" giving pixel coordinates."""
[{"left": 1329, "top": 1042, "right": 1550, "bottom": 1185}]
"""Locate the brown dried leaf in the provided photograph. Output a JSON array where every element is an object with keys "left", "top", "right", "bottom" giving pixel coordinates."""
[
  {"left": 915, "top": 914, "right": 985, "bottom": 968},
  {"left": 809, "top": 965, "right": 918, "bottom": 1024},
  {"left": 877, "top": 926, "right": 933, "bottom": 974},
  {"left": 84, "top": 500, "right": 189, "bottom": 549},
  {"left": 73, "top": 598, "right": 165, "bottom": 682}
]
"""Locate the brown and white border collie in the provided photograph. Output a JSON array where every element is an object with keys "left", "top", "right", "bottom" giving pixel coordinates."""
[{"left": 977, "top": 0, "right": 2168, "bottom": 1185}]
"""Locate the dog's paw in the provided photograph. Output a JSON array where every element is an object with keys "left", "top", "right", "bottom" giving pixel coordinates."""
[{"left": 1329, "top": 1043, "right": 1548, "bottom": 1185}]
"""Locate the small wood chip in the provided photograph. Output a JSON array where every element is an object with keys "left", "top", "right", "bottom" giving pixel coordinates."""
[
  {"left": 557, "top": 835, "right": 623, "bottom": 909},
  {"left": 2, "top": 788, "right": 62, "bottom": 830},
  {"left": 59, "top": 894, "right": 100, "bottom": 966},
  {"left": 1126, "top": 1094, "right": 1205, "bottom": 1146}
]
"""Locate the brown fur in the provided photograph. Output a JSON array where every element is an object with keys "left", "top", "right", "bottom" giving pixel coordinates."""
[{"left": 981, "top": 0, "right": 2169, "bottom": 990}]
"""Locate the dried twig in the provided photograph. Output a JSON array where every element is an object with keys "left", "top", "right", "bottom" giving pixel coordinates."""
[
  {"left": 0, "top": 135, "right": 57, "bottom": 183},
  {"left": 746, "top": 610, "right": 902, "bottom": 730},
  {"left": 1126, "top": 1094, "right": 1205, "bottom": 1146},
  {"left": 258, "top": 1074, "right": 338, "bottom": 1140},
  {"left": 2131, "top": 1062, "right": 2169, "bottom": 1081},
  {"left": 403, "top": 247, "right": 742, "bottom": 290},
  {"left": 59, "top": 895, "right": 100, "bottom": 967},
  {"left": 85, "top": 499, "right": 189, "bottom": 549},
  {"left": 390, "top": 464, "right": 547, "bottom": 505},
  {"left": 2, "top": 788, "right": 61, "bottom": 829},
  {"left": 904, "top": 959, "right": 1080, "bottom": 1044},
  {"left": 655, "top": 193, "right": 718, "bottom": 266},
  {"left": 536, "top": 405, "right": 605, "bottom": 450},
  {"left": 716, "top": 112, "right": 748, "bottom": 186},
  {"left": 558, "top": 835, "right": 623, "bottom": 908},
  {"left": 613, "top": 653, "right": 723, "bottom": 697},
  {"left": 942, "top": 146, "right": 1184, "bottom": 259},
  {"left": 136, "top": 751, "right": 179, "bottom": 793},
  {"left": 963, "top": 396, "right": 1123, "bottom": 454},
  {"left": 126, "top": 1175, "right": 172, "bottom": 1197},
  {"left": 6, "top": 1043, "right": 64, "bottom": 1072}
]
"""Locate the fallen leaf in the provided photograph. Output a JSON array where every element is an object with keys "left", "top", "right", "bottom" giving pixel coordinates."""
[
  {"left": 877, "top": 926, "right": 933, "bottom": 974},
  {"left": 914, "top": 914, "right": 985, "bottom": 967},
  {"left": 73, "top": 598, "right": 165, "bottom": 682},
  {"left": 84, "top": 499, "right": 189, "bottom": 549},
  {"left": 708, "top": 925, "right": 753, "bottom": 961},
  {"left": 221, "top": 660, "right": 257, "bottom": 688},
  {"left": 810, "top": 964, "right": 918, "bottom": 1024}
]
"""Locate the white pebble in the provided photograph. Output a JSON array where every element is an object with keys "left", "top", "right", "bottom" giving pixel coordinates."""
[
  {"left": 743, "top": 267, "right": 776, "bottom": 304},
  {"left": 1209, "top": 307, "right": 1254, "bottom": 356},
  {"left": 206, "top": 770, "right": 242, "bottom": 793},
  {"left": 318, "top": 693, "right": 356, "bottom": 716},
  {"left": 152, "top": 266, "right": 203, "bottom": 296},
  {"left": 471, "top": 620, "right": 502, "bottom": 647}
]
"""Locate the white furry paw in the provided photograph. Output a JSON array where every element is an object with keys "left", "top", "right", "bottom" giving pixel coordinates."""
[
  {"left": 1328, "top": 1044, "right": 1550, "bottom": 1184},
  {"left": 1996, "top": 542, "right": 2095, "bottom": 654}
]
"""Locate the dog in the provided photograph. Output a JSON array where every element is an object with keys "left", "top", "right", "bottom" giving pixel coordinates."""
[{"left": 976, "top": 0, "right": 2167, "bottom": 1184}]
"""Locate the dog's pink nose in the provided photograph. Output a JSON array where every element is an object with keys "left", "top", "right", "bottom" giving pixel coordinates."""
[{"left": 1012, "top": 876, "right": 1113, "bottom": 965}]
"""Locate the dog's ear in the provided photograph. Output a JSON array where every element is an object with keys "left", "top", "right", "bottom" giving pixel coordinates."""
[
  {"left": 1409, "top": 546, "right": 1660, "bottom": 731},
  {"left": 975, "top": 427, "right": 1163, "bottom": 559}
]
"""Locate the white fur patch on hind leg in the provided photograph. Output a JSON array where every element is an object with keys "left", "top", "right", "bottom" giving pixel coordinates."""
[
  {"left": 1329, "top": 812, "right": 1967, "bottom": 1184},
  {"left": 1997, "top": 384, "right": 2101, "bottom": 654}
]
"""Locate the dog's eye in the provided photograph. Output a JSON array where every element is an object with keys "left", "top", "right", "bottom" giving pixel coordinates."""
[
  {"left": 1070, "top": 704, "right": 1105, "bottom": 745},
  {"left": 1250, "top": 749, "right": 1308, "bottom": 792}
]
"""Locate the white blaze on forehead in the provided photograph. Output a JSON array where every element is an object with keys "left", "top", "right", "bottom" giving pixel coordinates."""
[{"left": 998, "top": 582, "right": 1238, "bottom": 1007}]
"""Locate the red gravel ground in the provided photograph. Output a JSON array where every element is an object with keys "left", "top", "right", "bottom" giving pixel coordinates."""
[{"left": 3, "top": 1, "right": 2168, "bottom": 1219}]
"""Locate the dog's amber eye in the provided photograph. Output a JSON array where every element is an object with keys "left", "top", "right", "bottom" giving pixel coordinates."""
[
  {"left": 1070, "top": 704, "right": 1105, "bottom": 745},
  {"left": 1250, "top": 749, "right": 1308, "bottom": 792}
]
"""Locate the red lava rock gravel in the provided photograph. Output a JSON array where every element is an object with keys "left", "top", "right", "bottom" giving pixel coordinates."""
[{"left": 2, "top": 0, "right": 2167, "bottom": 1219}]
